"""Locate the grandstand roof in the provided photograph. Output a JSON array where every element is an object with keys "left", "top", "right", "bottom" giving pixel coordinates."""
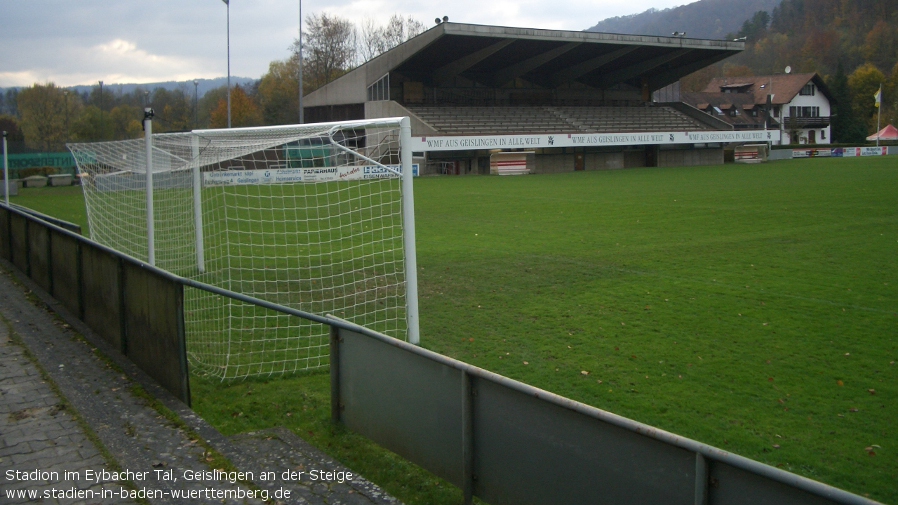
[{"left": 305, "top": 22, "right": 744, "bottom": 107}]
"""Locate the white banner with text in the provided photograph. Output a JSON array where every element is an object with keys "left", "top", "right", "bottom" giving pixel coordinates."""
[
  {"left": 203, "top": 164, "right": 418, "bottom": 186},
  {"left": 412, "top": 130, "right": 781, "bottom": 152}
]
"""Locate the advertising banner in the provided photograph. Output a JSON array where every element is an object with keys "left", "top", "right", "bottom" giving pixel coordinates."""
[
  {"left": 203, "top": 164, "right": 418, "bottom": 186},
  {"left": 412, "top": 130, "right": 781, "bottom": 152}
]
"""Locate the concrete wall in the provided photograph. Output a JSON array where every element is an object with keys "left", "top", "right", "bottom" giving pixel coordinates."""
[
  {"left": 531, "top": 148, "right": 721, "bottom": 174},
  {"left": 658, "top": 148, "right": 723, "bottom": 167},
  {"left": 366, "top": 101, "right": 437, "bottom": 135},
  {"left": 533, "top": 151, "right": 635, "bottom": 173}
]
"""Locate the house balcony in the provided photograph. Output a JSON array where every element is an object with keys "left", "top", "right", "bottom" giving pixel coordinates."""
[{"left": 783, "top": 116, "right": 831, "bottom": 129}]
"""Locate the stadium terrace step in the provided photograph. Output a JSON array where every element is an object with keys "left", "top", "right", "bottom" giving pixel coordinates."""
[{"left": 408, "top": 105, "right": 709, "bottom": 135}]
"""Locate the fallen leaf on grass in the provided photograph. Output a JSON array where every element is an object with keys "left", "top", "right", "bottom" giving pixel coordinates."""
[
  {"left": 581, "top": 370, "right": 590, "bottom": 375},
  {"left": 837, "top": 380, "right": 844, "bottom": 386},
  {"left": 868, "top": 389, "right": 876, "bottom": 395}
]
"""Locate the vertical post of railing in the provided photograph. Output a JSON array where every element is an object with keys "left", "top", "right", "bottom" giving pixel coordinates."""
[
  {"left": 47, "top": 226, "right": 53, "bottom": 295},
  {"left": 143, "top": 109, "right": 156, "bottom": 266},
  {"left": 118, "top": 256, "right": 128, "bottom": 355},
  {"left": 77, "top": 239, "right": 84, "bottom": 320},
  {"left": 695, "top": 452, "right": 709, "bottom": 505},
  {"left": 399, "top": 117, "right": 420, "bottom": 345},
  {"left": 24, "top": 218, "right": 30, "bottom": 277},
  {"left": 330, "top": 324, "right": 341, "bottom": 423},
  {"left": 462, "top": 371, "right": 475, "bottom": 505},
  {"left": 176, "top": 283, "right": 191, "bottom": 407},
  {"left": 3, "top": 131, "right": 9, "bottom": 206}
]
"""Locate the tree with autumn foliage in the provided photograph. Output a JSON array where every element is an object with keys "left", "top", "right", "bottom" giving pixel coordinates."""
[
  {"left": 848, "top": 63, "right": 887, "bottom": 134},
  {"left": 210, "top": 85, "right": 262, "bottom": 128},
  {"left": 258, "top": 58, "right": 300, "bottom": 126},
  {"left": 17, "top": 83, "right": 82, "bottom": 150},
  {"left": 685, "top": 0, "right": 897, "bottom": 93}
]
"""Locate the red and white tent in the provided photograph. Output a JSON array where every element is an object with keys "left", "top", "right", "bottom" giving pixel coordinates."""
[{"left": 867, "top": 124, "right": 898, "bottom": 141}]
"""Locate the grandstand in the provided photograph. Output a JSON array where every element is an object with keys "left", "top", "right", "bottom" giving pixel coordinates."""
[{"left": 304, "top": 22, "right": 761, "bottom": 174}]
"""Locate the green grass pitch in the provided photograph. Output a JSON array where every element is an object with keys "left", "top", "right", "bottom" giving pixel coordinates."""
[{"left": 12, "top": 156, "right": 897, "bottom": 504}]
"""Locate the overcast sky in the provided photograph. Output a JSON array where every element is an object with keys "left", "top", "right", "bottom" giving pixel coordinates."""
[{"left": 0, "top": 0, "right": 690, "bottom": 88}]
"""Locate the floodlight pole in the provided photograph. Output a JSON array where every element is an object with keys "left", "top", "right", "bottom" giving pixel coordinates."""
[
  {"left": 143, "top": 109, "right": 156, "bottom": 266},
  {"left": 400, "top": 117, "right": 420, "bottom": 344},
  {"left": 2, "top": 131, "right": 9, "bottom": 206},
  {"left": 223, "top": 0, "right": 231, "bottom": 128},
  {"left": 99, "top": 81, "right": 105, "bottom": 140},
  {"left": 193, "top": 80, "right": 199, "bottom": 129},
  {"left": 298, "top": 0, "right": 304, "bottom": 124}
]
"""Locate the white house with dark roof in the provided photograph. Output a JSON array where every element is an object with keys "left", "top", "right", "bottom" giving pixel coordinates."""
[{"left": 688, "top": 73, "right": 835, "bottom": 145}]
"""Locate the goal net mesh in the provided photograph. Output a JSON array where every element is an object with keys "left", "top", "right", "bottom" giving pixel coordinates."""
[{"left": 68, "top": 118, "right": 410, "bottom": 379}]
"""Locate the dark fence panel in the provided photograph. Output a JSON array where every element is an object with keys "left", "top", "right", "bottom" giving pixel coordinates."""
[
  {"left": 472, "top": 377, "right": 695, "bottom": 505},
  {"left": 122, "top": 262, "right": 190, "bottom": 404},
  {"left": 27, "top": 221, "right": 51, "bottom": 293},
  {"left": 81, "top": 246, "right": 124, "bottom": 351},
  {"left": 709, "top": 461, "right": 835, "bottom": 505},
  {"left": 50, "top": 232, "right": 82, "bottom": 318},
  {"left": 331, "top": 325, "right": 881, "bottom": 505},
  {"left": 0, "top": 206, "right": 9, "bottom": 260},
  {"left": 0, "top": 204, "right": 191, "bottom": 405},
  {"left": 10, "top": 212, "right": 28, "bottom": 273},
  {"left": 336, "top": 328, "right": 464, "bottom": 486}
]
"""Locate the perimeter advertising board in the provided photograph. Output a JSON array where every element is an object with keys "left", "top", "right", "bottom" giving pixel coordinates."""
[{"left": 203, "top": 165, "right": 419, "bottom": 186}]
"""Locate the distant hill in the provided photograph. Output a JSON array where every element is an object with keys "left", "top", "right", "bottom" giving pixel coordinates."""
[
  {"left": 1, "top": 76, "right": 256, "bottom": 99},
  {"left": 587, "top": 0, "right": 782, "bottom": 40}
]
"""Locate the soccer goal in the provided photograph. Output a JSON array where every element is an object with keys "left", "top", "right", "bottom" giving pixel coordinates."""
[{"left": 68, "top": 117, "right": 419, "bottom": 379}]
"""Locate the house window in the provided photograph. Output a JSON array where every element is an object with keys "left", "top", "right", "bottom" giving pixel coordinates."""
[
  {"left": 821, "top": 130, "right": 826, "bottom": 140},
  {"left": 800, "top": 84, "right": 815, "bottom": 96},
  {"left": 789, "top": 106, "right": 820, "bottom": 118}
]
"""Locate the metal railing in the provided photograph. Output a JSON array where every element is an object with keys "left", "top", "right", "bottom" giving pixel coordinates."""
[
  {"left": 0, "top": 202, "right": 882, "bottom": 505},
  {"left": 784, "top": 116, "right": 832, "bottom": 129},
  {"left": 329, "top": 323, "right": 882, "bottom": 505}
]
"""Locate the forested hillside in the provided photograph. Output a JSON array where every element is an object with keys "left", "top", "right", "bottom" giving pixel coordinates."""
[
  {"left": 679, "top": 0, "right": 897, "bottom": 142},
  {"left": 587, "top": 0, "right": 781, "bottom": 40}
]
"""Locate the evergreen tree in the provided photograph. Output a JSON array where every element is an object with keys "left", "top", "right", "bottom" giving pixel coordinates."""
[{"left": 828, "top": 62, "right": 866, "bottom": 143}]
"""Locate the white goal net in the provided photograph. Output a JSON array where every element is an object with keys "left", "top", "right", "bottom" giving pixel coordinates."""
[{"left": 68, "top": 117, "right": 419, "bottom": 379}]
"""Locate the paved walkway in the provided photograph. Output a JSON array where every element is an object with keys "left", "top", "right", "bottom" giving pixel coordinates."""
[{"left": 0, "top": 260, "right": 400, "bottom": 505}]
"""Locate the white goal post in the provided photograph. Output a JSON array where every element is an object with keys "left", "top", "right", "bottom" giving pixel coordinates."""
[{"left": 68, "top": 117, "right": 420, "bottom": 379}]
